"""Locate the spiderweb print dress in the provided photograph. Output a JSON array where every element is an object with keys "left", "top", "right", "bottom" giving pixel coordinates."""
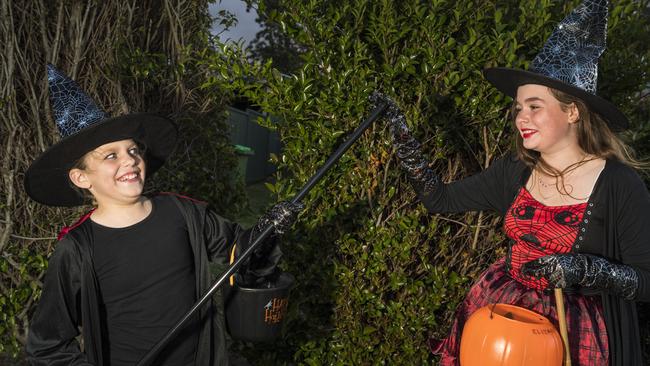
[{"left": 431, "top": 187, "right": 608, "bottom": 365}]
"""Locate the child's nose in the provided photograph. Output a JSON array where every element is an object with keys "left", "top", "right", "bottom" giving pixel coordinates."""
[
  {"left": 121, "top": 154, "right": 138, "bottom": 166},
  {"left": 516, "top": 111, "right": 530, "bottom": 125}
]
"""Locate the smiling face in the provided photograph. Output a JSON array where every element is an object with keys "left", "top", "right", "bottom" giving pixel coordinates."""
[
  {"left": 514, "top": 84, "right": 580, "bottom": 156},
  {"left": 69, "top": 139, "right": 146, "bottom": 207}
]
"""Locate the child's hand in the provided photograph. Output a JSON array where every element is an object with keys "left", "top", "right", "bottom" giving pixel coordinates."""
[
  {"left": 521, "top": 253, "right": 639, "bottom": 300},
  {"left": 370, "top": 91, "right": 439, "bottom": 196},
  {"left": 369, "top": 91, "right": 408, "bottom": 140},
  {"left": 255, "top": 201, "right": 304, "bottom": 236}
]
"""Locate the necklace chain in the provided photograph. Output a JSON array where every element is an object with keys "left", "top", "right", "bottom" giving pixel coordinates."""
[
  {"left": 533, "top": 155, "right": 597, "bottom": 201},
  {"left": 537, "top": 175, "right": 555, "bottom": 189}
]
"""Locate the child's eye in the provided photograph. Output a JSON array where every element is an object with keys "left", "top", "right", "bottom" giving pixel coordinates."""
[
  {"left": 530, "top": 105, "right": 540, "bottom": 110},
  {"left": 105, "top": 153, "right": 116, "bottom": 160},
  {"left": 128, "top": 147, "right": 141, "bottom": 156}
]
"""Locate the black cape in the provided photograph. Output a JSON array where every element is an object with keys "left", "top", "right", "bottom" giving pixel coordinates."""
[{"left": 26, "top": 194, "right": 280, "bottom": 365}]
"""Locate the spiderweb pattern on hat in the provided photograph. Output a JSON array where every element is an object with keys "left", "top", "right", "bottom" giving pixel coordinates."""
[
  {"left": 48, "top": 65, "right": 108, "bottom": 137},
  {"left": 529, "top": 0, "right": 608, "bottom": 94}
]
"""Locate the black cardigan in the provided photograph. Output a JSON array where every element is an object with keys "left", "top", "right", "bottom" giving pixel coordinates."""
[{"left": 418, "top": 154, "right": 650, "bottom": 366}]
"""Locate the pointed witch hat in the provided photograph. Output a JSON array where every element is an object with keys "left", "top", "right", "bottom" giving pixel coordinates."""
[
  {"left": 24, "top": 64, "right": 177, "bottom": 207},
  {"left": 484, "top": 0, "right": 627, "bottom": 131}
]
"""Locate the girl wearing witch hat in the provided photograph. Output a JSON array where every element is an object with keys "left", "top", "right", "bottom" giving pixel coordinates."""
[
  {"left": 377, "top": 0, "right": 649, "bottom": 364},
  {"left": 24, "top": 64, "right": 302, "bottom": 366}
]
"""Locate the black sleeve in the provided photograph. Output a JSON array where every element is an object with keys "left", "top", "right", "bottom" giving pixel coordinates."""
[
  {"left": 203, "top": 207, "right": 245, "bottom": 262},
  {"left": 26, "top": 239, "right": 92, "bottom": 366},
  {"left": 418, "top": 155, "right": 521, "bottom": 216},
  {"left": 615, "top": 168, "right": 650, "bottom": 302}
]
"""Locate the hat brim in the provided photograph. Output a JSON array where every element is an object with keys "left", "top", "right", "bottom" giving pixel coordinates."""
[
  {"left": 25, "top": 113, "right": 177, "bottom": 207},
  {"left": 483, "top": 67, "right": 628, "bottom": 131}
]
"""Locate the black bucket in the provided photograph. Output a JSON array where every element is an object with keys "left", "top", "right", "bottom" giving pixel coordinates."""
[{"left": 225, "top": 272, "right": 295, "bottom": 342}]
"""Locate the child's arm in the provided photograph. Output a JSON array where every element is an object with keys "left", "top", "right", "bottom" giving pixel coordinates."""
[
  {"left": 203, "top": 208, "right": 246, "bottom": 261},
  {"left": 377, "top": 92, "right": 518, "bottom": 216},
  {"left": 201, "top": 209, "right": 275, "bottom": 285},
  {"left": 203, "top": 202, "right": 300, "bottom": 284},
  {"left": 26, "top": 239, "right": 93, "bottom": 365}
]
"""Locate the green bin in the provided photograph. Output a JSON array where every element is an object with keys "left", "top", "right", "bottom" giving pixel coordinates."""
[{"left": 233, "top": 144, "right": 254, "bottom": 184}]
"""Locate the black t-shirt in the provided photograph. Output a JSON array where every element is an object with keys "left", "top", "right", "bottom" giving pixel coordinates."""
[{"left": 90, "top": 195, "right": 199, "bottom": 366}]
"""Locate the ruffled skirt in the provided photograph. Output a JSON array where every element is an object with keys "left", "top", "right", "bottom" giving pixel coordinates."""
[{"left": 430, "top": 258, "right": 608, "bottom": 365}]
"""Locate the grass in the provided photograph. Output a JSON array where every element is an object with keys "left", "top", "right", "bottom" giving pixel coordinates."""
[{"left": 234, "top": 180, "right": 276, "bottom": 228}]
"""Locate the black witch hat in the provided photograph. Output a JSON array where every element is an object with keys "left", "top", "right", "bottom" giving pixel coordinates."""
[
  {"left": 484, "top": 0, "right": 627, "bottom": 131},
  {"left": 24, "top": 64, "right": 177, "bottom": 207}
]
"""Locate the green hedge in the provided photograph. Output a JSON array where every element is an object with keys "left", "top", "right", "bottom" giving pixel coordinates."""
[{"left": 209, "top": 0, "right": 650, "bottom": 364}]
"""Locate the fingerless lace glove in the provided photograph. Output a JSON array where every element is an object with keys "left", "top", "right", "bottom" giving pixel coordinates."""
[
  {"left": 370, "top": 91, "right": 438, "bottom": 196},
  {"left": 521, "top": 253, "right": 639, "bottom": 300},
  {"left": 239, "top": 201, "right": 303, "bottom": 284},
  {"left": 253, "top": 201, "right": 303, "bottom": 238}
]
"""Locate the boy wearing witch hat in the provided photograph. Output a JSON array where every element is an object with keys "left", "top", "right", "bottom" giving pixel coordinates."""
[{"left": 24, "top": 64, "right": 301, "bottom": 366}]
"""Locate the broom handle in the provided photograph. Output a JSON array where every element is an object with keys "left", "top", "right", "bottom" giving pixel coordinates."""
[
  {"left": 290, "top": 102, "right": 388, "bottom": 204},
  {"left": 554, "top": 288, "right": 571, "bottom": 366}
]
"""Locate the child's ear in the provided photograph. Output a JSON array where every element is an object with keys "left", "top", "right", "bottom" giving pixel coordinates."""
[
  {"left": 567, "top": 102, "right": 580, "bottom": 124},
  {"left": 69, "top": 169, "right": 91, "bottom": 189}
]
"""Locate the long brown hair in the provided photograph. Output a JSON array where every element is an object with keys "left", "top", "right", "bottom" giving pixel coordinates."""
[{"left": 512, "top": 87, "right": 646, "bottom": 184}]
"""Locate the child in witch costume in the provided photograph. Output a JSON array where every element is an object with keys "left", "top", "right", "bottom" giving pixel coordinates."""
[
  {"left": 23, "top": 65, "right": 302, "bottom": 366},
  {"left": 376, "top": 0, "right": 649, "bottom": 365}
]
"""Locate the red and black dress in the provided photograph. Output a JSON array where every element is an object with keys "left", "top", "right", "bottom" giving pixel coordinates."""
[
  {"left": 431, "top": 187, "right": 608, "bottom": 365},
  {"left": 418, "top": 156, "right": 650, "bottom": 366}
]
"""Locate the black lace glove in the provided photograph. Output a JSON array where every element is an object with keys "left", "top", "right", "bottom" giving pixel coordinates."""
[
  {"left": 253, "top": 201, "right": 303, "bottom": 237},
  {"left": 238, "top": 201, "right": 303, "bottom": 286},
  {"left": 521, "top": 253, "right": 639, "bottom": 300},
  {"left": 369, "top": 91, "right": 438, "bottom": 195},
  {"left": 250, "top": 200, "right": 303, "bottom": 259}
]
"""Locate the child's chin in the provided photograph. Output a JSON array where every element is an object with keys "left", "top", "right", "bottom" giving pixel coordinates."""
[
  {"left": 522, "top": 141, "right": 538, "bottom": 151},
  {"left": 118, "top": 185, "right": 144, "bottom": 197}
]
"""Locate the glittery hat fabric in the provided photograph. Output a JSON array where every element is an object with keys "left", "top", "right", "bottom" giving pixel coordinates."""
[
  {"left": 47, "top": 64, "right": 110, "bottom": 137},
  {"left": 24, "top": 64, "right": 177, "bottom": 207},
  {"left": 484, "top": 0, "right": 628, "bottom": 130}
]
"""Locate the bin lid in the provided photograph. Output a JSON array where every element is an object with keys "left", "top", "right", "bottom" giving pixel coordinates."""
[{"left": 234, "top": 144, "right": 254, "bottom": 155}]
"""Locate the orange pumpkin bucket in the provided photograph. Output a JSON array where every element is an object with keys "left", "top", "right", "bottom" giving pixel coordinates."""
[{"left": 459, "top": 304, "right": 563, "bottom": 366}]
